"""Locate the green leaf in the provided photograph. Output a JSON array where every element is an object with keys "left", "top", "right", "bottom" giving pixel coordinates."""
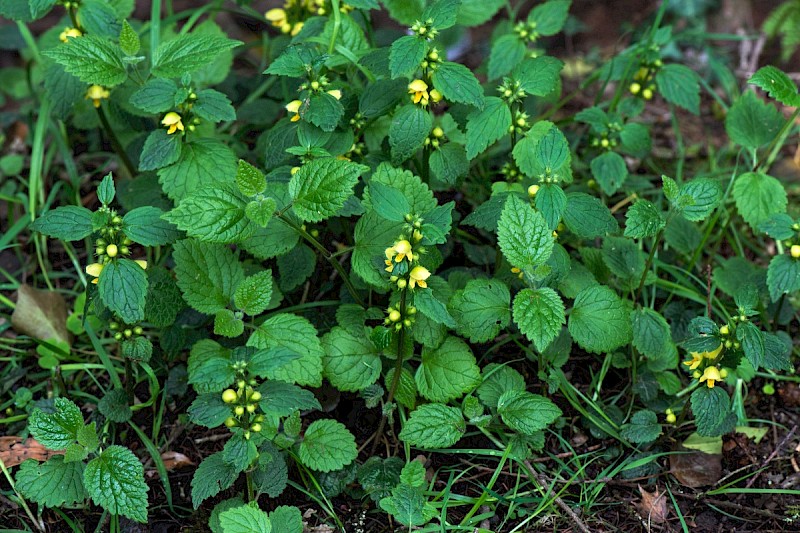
[
  {"left": 568, "top": 285, "right": 632, "bottom": 354},
  {"left": 431, "top": 61, "right": 484, "bottom": 109},
  {"left": 194, "top": 89, "right": 236, "bottom": 122},
  {"left": 655, "top": 64, "right": 700, "bottom": 114},
  {"left": 369, "top": 181, "right": 410, "bottom": 222},
  {"left": 725, "top": 90, "right": 784, "bottom": 150},
  {"left": 76, "top": 423, "right": 99, "bottom": 452},
  {"left": 514, "top": 56, "right": 564, "bottom": 96},
  {"left": 414, "top": 288, "right": 456, "bottom": 328},
  {"left": 119, "top": 19, "right": 140, "bottom": 55},
  {"left": 733, "top": 171, "right": 788, "bottom": 230},
  {"left": 245, "top": 198, "right": 276, "bottom": 228},
  {"left": 236, "top": 160, "right": 266, "bottom": 197},
  {"left": 351, "top": 211, "right": 403, "bottom": 287},
  {"left": 497, "top": 195, "right": 554, "bottom": 271},
  {"left": 624, "top": 200, "right": 665, "bottom": 238},
  {"left": 139, "top": 129, "right": 182, "bottom": 172},
  {"left": 748, "top": 66, "right": 800, "bottom": 107},
  {"left": 759, "top": 213, "right": 795, "bottom": 240},
  {"left": 477, "top": 364, "right": 526, "bottom": 410},
  {"left": 122, "top": 206, "right": 180, "bottom": 246},
  {"left": 359, "top": 78, "right": 407, "bottom": 118},
  {"left": 322, "top": 327, "right": 381, "bottom": 392},
  {"left": 415, "top": 336, "right": 481, "bottom": 402},
  {"left": 188, "top": 393, "right": 230, "bottom": 428},
  {"left": 390, "top": 104, "right": 433, "bottom": 164},
  {"left": 268, "top": 506, "right": 302, "bottom": 533},
  {"left": 691, "top": 386, "right": 737, "bottom": 437},
  {"left": 563, "top": 192, "right": 618, "bottom": 238},
  {"left": 84, "top": 445, "right": 148, "bottom": 522},
  {"left": 97, "top": 173, "right": 115, "bottom": 205},
  {"left": 429, "top": 142, "right": 468, "bottom": 186},
  {"left": 222, "top": 433, "right": 258, "bottom": 473},
  {"left": 97, "top": 259, "right": 147, "bottom": 324},
  {"left": 737, "top": 321, "right": 764, "bottom": 370},
  {"left": 380, "top": 484, "right": 436, "bottom": 527},
  {"left": 527, "top": 0, "right": 571, "bottom": 35},
  {"left": 302, "top": 91, "right": 344, "bottom": 132},
  {"left": 43, "top": 63, "right": 84, "bottom": 120},
  {"left": 535, "top": 183, "right": 567, "bottom": 229},
  {"left": 192, "top": 452, "right": 239, "bottom": 508},
  {"left": 680, "top": 178, "right": 722, "bottom": 221},
  {"left": 214, "top": 310, "right": 244, "bottom": 338},
  {"left": 247, "top": 313, "right": 324, "bottom": 387},
  {"left": 457, "top": 0, "right": 504, "bottom": 26},
  {"left": 590, "top": 151, "right": 627, "bottom": 195},
  {"left": 16, "top": 456, "right": 87, "bottom": 508},
  {"left": 631, "top": 308, "right": 675, "bottom": 365},
  {"left": 152, "top": 34, "right": 241, "bottom": 77},
  {"left": 602, "top": 235, "right": 645, "bottom": 281},
  {"left": 28, "top": 397, "right": 83, "bottom": 450},
  {"left": 289, "top": 158, "right": 367, "bottom": 222},
  {"left": 449, "top": 279, "right": 510, "bottom": 343},
  {"left": 129, "top": 78, "right": 177, "bottom": 114},
  {"left": 767, "top": 254, "right": 800, "bottom": 302},
  {"left": 298, "top": 419, "right": 357, "bottom": 472},
  {"left": 488, "top": 34, "right": 525, "bottom": 80},
  {"left": 80, "top": 0, "right": 121, "bottom": 38},
  {"left": 144, "top": 267, "right": 184, "bottom": 328},
  {"left": 257, "top": 381, "right": 321, "bottom": 417},
  {"left": 465, "top": 96, "right": 511, "bottom": 159},
  {"left": 389, "top": 35, "right": 428, "bottom": 79},
  {"left": 164, "top": 186, "right": 254, "bottom": 243},
  {"left": 662, "top": 175, "right": 679, "bottom": 201},
  {"left": 234, "top": 270, "right": 273, "bottom": 316},
  {"left": 497, "top": 390, "right": 562, "bottom": 435},
  {"left": 619, "top": 410, "right": 662, "bottom": 443},
  {"left": 513, "top": 287, "right": 565, "bottom": 351},
  {"left": 43, "top": 35, "right": 127, "bottom": 86},
  {"left": 399, "top": 403, "right": 465, "bottom": 447},
  {"left": 31, "top": 206, "right": 94, "bottom": 241},
  {"left": 512, "top": 121, "right": 571, "bottom": 180},
  {"left": 358, "top": 457, "right": 404, "bottom": 503},
  {"left": 157, "top": 138, "right": 237, "bottom": 201},
  {"left": 173, "top": 240, "right": 244, "bottom": 315},
  {"left": 619, "top": 122, "right": 651, "bottom": 158},
  {"left": 98, "top": 389, "right": 132, "bottom": 423},
  {"left": 121, "top": 336, "right": 152, "bottom": 362},
  {"left": 422, "top": 0, "right": 461, "bottom": 29},
  {"left": 220, "top": 505, "right": 271, "bottom": 533}
]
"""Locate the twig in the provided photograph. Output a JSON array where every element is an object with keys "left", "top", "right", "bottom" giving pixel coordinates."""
[
  {"left": 522, "top": 460, "right": 593, "bottom": 533},
  {"left": 744, "top": 425, "right": 798, "bottom": 489}
]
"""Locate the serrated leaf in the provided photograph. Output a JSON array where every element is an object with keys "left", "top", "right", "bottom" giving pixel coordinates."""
[
  {"left": 497, "top": 390, "right": 562, "bottom": 435},
  {"left": 488, "top": 34, "right": 526, "bottom": 81},
  {"left": 298, "top": 420, "right": 357, "bottom": 472},
  {"left": 514, "top": 56, "right": 564, "bottom": 96},
  {"left": 236, "top": 160, "right": 266, "bottom": 197},
  {"left": 268, "top": 506, "right": 302, "bottom": 533},
  {"left": 191, "top": 452, "right": 239, "bottom": 508},
  {"left": 257, "top": 381, "right": 321, "bottom": 417},
  {"left": 563, "top": 192, "right": 618, "bottom": 238},
  {"left": 233, "top": 270, "right": 273, "bottom": 316},
  {"left": 390, "top": 104, "right": 433, "bottom": 164},
  {"left": 98, "top": 389, "right": 132, "bottom": 423},
  {"left": 733, "top": 171, "right": 787, "bottom": 230},
  {"left": 429, "top": 142, "right": 468, "bottom": 186},
  {"left": 16, "top": 456, "right": 87, "bottom": 508},
  {"left": 84, "top": 445, "right": 148, "bottom": 522},
  {"left": 164, "top": 186, "right": 254, "bottom": 243},
  {"left": 28, "top": 397, "right": 83, "bottom": 450},
  {"left": 414, "top": 288, "right": 456, "bottom": 328},
  {"left": 399, "top": 403, "right": 465, "bottom": 447},
  {"left": 534, "top": 183, "right": 567, "bottom": 229},
  {"left": 631, "top": 308, "right": 675, "bottom": 365},
  {"left": 748, "top": 65, "right": 800, "bottom": 107},
  {"left": 214, "top": 309, "right": 244, "bottom": 338},
  {"left": 289, "top": 158, "right": 367, "bottom": 222},
  {"left": 513, "top": 287, "right": 565, "bottom": 351},
  {"left": 152, "top": 34, "right": 241, "bottom": 77},
  {"left": 465, "top": 96, "right": 511, "bottom": 159},
  {"left": 97, "top": 259, "right": 147, "bottom": 324},
  {"left": 247, "top": 313, "right": 323, "bottom": 386},
  {"left": 655, "top": 64, "right": 700, "bottom": 114},
  {"left": 219, "top": 505, "right": 271, "bottom": 533},
  {"left": 767, "top": 254, "right": 800, "bottom": 302},
  {"left": 725, "top": 90, "right": 784, "bottom": 150},
  {"left": 389, "top": 35, "right": 428, "bottom": 79},
  {"left": 527, "top": 0, "right": 571, "bottom": 35},
  {"left": 431, "top": 61, "right": 484, "bottom": 109},
  {"left": 680, "top": 178, "right": 722, "bottom": 221},
  {"left": 415, "top": 336, "right": 481, "bottom": 402},
  {"left": 568, "top": 285, "right": 631, "bottom": 353},
  {"left": 44, "top": 35, "right": 127, "bottom": 86},
  {"left": 380, "top": 484, "right": 436, "bottom": 526},
  {"left": 31, "top": 206, "right": 94, "bottom": 241},
  {"left": 497, "top": 195, "right": 553, "bottom": 271},
  {"left": 590, "top": 151, "right": 627, "bottom": 195},
  {"left": 129, "top": 78, "right": 177, "bottom": 113},
  {"left": 122, "top": 206, "right": 181, "bottom": 246},
  {"left": 119, "top": 19, "right": 140, "bottom": 55},
  {"left": 157, "top": 138, "right": 237, "bottom": 201},
  {"left": 619, "top": 410, "right": 662, "bottom": 443},
  {"left": 264, "top": 43, "right": 325, "bottom": 77},
  {"left": 322, "top": 327, "right": 381, "bottom": 392},
  {"left": 139, "top": 129, "right": 182, "bottom": 172},
  {"left": 737, "top": 321, "right": 764, "bottom": 370},
  {"left": 369, "top": 181, "right": 410, "bottom": 222},
  {"left": 476, "top": 364, "right": 526, "bottom": 410},
  {"left": 358, "top": 457, "right": 404, "bottom": 503},
  {"left": 449, "top": 279, "right": 510, "bottom": 343},
  {"left": 188, "top": 393, "right": 230, "bottom": 428},
  {"left": 691, "top": 386, "right": 736, "bottom": 437},
  {"left": 625, "top": 200, "right": 665, "bottom": 238},
  {"left": 173, "top": 240, "right": 244, "bottom": 315}
]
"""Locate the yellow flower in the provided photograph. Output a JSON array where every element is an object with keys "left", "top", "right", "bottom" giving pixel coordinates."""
[
  {"left": 86, "top": 263, "right": 104, "bottom": 284},
  {"left": 683, "top": 342, "right": 723, "bottom": 370},
  {"left": 265, "top": 8, "right": 292, "bottom": 33},
  {"left": 698, "top": 366, "right": 722, "bottom": 388},
  {"left": 161, "top": 112, "right": 184, "bottom": 134},
  {"left": 291, "top": 22, "right": 304, "bottom": 36},
  {"left": 429, "top": 88, "right": 443, "bottom": 103},
  {"left": 408, "top": 79, "right": 429, "bottom": 105},
  {"left": 327, "top": 89, "right": 342, "bottom": 100},
  {"left": 409, "top": 266, "right": 430, "bottom": 289},
  {"left": 85, "top": 85, "right": 110, "bottom": 108},
  {"left": 59, "top": 27, "right": 82, "bottom": 43},
  {"left": 286, "top": 100, "right": 302, "bottom": 122},
  {"left": 510, "top": 267, "right": 523, "bottom": 279},
  {"left": 134, "top": 259, "right": 148, "bottom": 270}
]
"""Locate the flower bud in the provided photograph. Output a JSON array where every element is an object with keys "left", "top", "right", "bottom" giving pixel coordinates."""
[
  {"left": 251, "top": 423, "right": 262, "bottom": 432},
  {"left": 791, "top": 245, "right": 800, "bottom": 258},
  {"left": 222, "top": 389, "right": 238, "bottom": 403},
  {"left": 250, "top": 391, "right": 262, "bottom": 402},
  {"left": 234, "top": 406, "right": 245, "bottom": 416},
  {"left": 224, "top": 417, "right": 237, "bottom": 427},
  {"left": 106, "top": 244, "right": 118, "bottom": 258}
]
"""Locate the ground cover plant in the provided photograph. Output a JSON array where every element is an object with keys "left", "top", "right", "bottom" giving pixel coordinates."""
[{"left": 1, "top": 0, "right": 800, "bottom": 531}]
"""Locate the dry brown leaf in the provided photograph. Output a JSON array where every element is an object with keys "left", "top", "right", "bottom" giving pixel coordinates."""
[
  {"left": 670, "top": 448, "right": 722, "bottom": 487},
  {"left": 0, "top": 436, "right": 65, "bottom": 467},
  {"left": 11, "top": 285, "right": 71, "bottom": 346},
  {"left": 161, "top": 451, "right": 194, "bottom": 471},
  {"left": 636, "top": 484, "right": 669, "bottom": 528}
]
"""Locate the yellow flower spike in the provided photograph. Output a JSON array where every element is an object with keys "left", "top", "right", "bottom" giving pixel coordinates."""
[
  {"left": 702, "top": 343, "right": 723, "bottom": 359},
  {"left": 59, "top": 27, "right": 82, "bottom": 43},
  {"left": 409, "top": 266, "right": 430, "bottom": 289},
  {"left": 327, "top": 89, "right": 342, "bottom": 100},
  {"left": 161, "top": 112, "right": 184, "bottom": 134},
  {"left": 85, "top": 85, "right": 110, "bottom": 108},
  {"left": 392, "top": 240, "right": 413, "bottom": 262},
  {"left": 699, "top": 366, "right": 722, "bottom": 388},
  {"left": 286, "top": 100, "right": 302, "bottom": 122},
  {"left": 408, "top": 79, "right": 429, "bottom": 105},
  {"left": 85, "top": 263, "right": 104, "bottom": 284},
  {"left": 134, "top": 260, "right": 148, "bottom": 270}
]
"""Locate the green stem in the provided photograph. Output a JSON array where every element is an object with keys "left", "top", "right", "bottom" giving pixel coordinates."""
[
  {"left": 370, "top": 287, "right": 409, "bottom": 455},
  {"left": 97, "top": 106, "right": 137, "bottom": 177},
  {"left": 328, "top": 0, "right": 341, "bottom": 54},
  {"left": 246, "top": 470, "right": 255, "bottom": 503},
  {"left": 150, "top": 0, "right": 161, "bottom": 67},
  {"left": 278, "top": 214, "right": 365, "bottom": 307},
  {"left": 634, "top": 227, "right": 664, "bottom": 304},
  {"left": 758, "top": 108, "right": 800, "bottom": 174}
]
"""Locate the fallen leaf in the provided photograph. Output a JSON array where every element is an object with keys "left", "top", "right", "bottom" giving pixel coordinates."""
[
  {"left": 670, "top": 446, "right": 722, "bottom": 487},
  {"left": 0, "top": 436, "right": 65, "bottom": 467},
  {"left": 161, "top": 451, "right": 194, "bottom": 470},
  {"left": 11, "top": 285, "right": 71, "bottom": 346},
  {"left": 636, "top": 484, "right": 669, "bottom": 529}
]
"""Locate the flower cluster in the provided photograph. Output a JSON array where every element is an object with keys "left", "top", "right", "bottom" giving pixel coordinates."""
[
  {"left": 683, "top": 334, "right": 729, "bottom": 389},
  {"left": 266, "top": 1, "right": 354, "bottom": 36},
  {"left": 408, "top": 79, "right": 442, "bottom": 107},
  {"left": 286, "top": 87, "right": 341, "bottom": 123},
  {"left": 628, "top": 59, "right": 662, "bottom": 100},
  {"left": 222, "top": 376, "right": 265, "bottom": 439},
  {"left": 384, "top": 236, "right": 430, "bottom": 290},
  {"left": 86, "top": 85, "right": 110, "bottom": 108}
]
